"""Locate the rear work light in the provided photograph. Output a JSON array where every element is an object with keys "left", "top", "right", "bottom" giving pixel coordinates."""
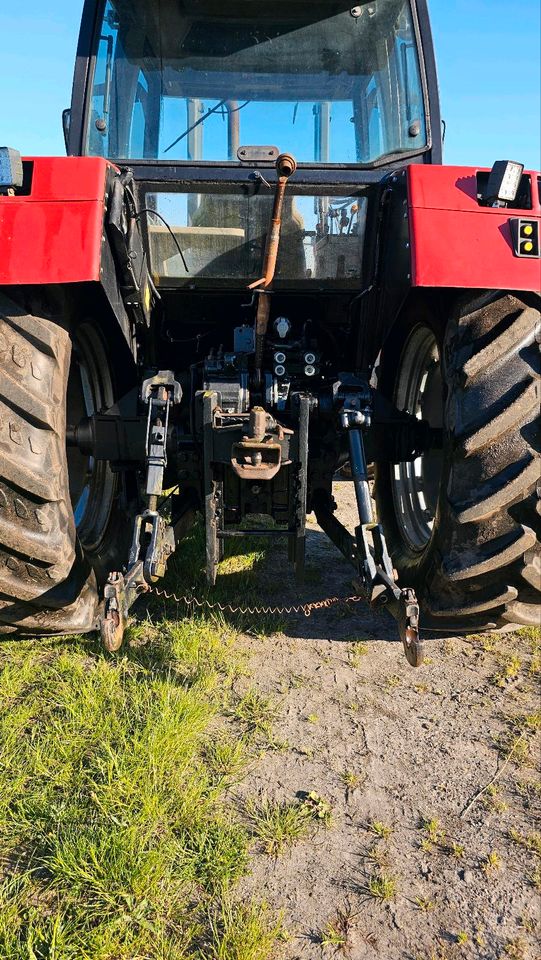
[
  {"left": 510, "top": 218, "right": 541, "bottom": 258},
  {"left": 0, "top": 147, "right": 23, "bottom": 194},
  {"left": 485, "top": 160, "right": 524, "bottom": 206}
]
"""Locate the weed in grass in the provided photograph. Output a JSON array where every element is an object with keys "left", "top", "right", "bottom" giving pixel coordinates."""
[
  {"left": 364, "top": 871, "right": 397, "bottom": 903},
  {"left": 230, "top": 690, "right": 280, "bottom": 736},
  {"left": 496, "top": 711, "right": 540, "bottom": 766},
  {"left": 509, "top": 829, "right": 541, "bottom": 856},
  {"left": 320, "top": 925, "right": 347, "bottom": 947},
  {"left": 414, "top": 897, "right": 435, "bottom": 912},
  {"left": 369, "top": 820, "right": 392, "bottom": 839},
  {"left": 474, "top": 930, "right": 486, "bottom": 948},
  {"left": 515, "top": 778, "right": 541, "bottom": 809},
  {"left": 386, "top": 675, "right": 401, "bottom": 688},
  {"left": 348, "top": 642, "right": 369, "bottom": 667},
  {"left": 264, "top": 736, "right": 290, "bottom": 754},
  {"left": 318, "top": 907, "right": 357, "bottom": 949},
  {"left": 504, "top": 938, "right": 528, "bottom": 960},
  {"left": 340, "top": 771, "right": 361, "bottom": 795},
  {"left": 418, "top": 817, "right": 467, "bottom": 859},
  {"left": 455, "top": 931, "right": 468, "bottom": 945},
  {"left": 420, "top": 816, "right": 445, "bottom": 845},
  {"left": 529, "top": 642, "right": 541, "bottom": 677},
  {"left": 481, "top": 850, "right": 502, "bottom": 874},
  {"left": 246, "top": 797, "right": 311, "bottom": 856},
  {"left": 318, "top": 905, "right": 367, "bottom": 951},
  {"left": 491, "top": 654, "right": 522, "bottom": 687},
  {"left": 516, "top": 626, "right": 541, "bottom": 644},
  {"left": 528, "top": 863, "right": 541, "bottom": 890},
  {"left": 449, "top": 841, "right": 465, "bottom": 859},
  {"left": 481, "top": 784, "right": 508, "bottom": 814},
  {"left": 365, "top": 844, "right": 390, "bottom": 868},
  {"left": 497, "top": 731, "right": 531, "bottom": 766},
  {"left": 302, "top": 791, "right": 333, "bottom": 826},
  {"left": 518, "top": 913, "right": 537, "bottom": 934},
  {"left": 307, "top": 713, "right": 320, "bottom": 724},
  {"left": 514, "top": 710, "right": 541, "bottom": 732},
  {"left": 477, "top": 633, "right": 499, "bottom": 653},
  {"left": 419, "top": 945, "right": 452, "bottom": 960},
  {"left": 182, "top": 818, "right": 250, "bottom": 894}
]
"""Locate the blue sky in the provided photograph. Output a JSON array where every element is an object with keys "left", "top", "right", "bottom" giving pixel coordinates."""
[{"left": 0, "top": 0, "right": 539, "bottom": 169}]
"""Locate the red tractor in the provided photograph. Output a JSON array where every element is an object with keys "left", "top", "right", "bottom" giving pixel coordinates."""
[{"left": 0, "top": 0, "right": 539, "bottom": 664}]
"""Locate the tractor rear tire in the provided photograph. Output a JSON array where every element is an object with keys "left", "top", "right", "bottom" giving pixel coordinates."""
[
  {"left": 0, "top": 292, "right": 135, "bottom": 637},
  {"left": 375, "top": 291, "right": 540, "bottom": 631}
]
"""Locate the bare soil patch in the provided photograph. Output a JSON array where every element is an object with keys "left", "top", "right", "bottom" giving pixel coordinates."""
[{"left": 231, "top": 482, "right": 541, "bottom": 960}]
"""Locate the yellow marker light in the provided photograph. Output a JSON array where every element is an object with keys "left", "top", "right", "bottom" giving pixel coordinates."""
[{"left": 510, "top": 217, "right": 540, "bottom": 258}]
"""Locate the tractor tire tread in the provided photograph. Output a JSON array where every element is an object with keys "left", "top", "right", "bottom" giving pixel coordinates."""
[
  {"left": 376, "top": 291, "right": 540, "bottom": 631},
  {"left": 430, "top": 292, "right": 541, "bottom": 626},
  {"left": 0, "top": 294, "right": 98, "bottom": 636}
]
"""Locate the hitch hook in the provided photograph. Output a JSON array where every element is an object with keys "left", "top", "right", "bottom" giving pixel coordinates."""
[{"left": 397, "top": 588, "right": 424, "bottom": 667}]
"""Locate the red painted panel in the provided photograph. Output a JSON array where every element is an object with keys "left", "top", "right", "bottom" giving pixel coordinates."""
[
  {"left": 407, "top": 165, "right": 541, "bottom": 291},
  {"left": 0, "top": 157, "right": 116, "bottom": 285}
]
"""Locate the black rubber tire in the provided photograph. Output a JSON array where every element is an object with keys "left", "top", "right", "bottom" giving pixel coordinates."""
[
  {"left": 0, "top": 292, "right": 135, "bottom": 637},
  {"left": 375, "top": 291, "right": 541, "bottom": 631}
]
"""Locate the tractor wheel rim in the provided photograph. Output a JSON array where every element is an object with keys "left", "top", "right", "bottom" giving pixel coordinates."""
[
  {"left": 67, "top": 325, "right": 116, "bottom": 552},
  {"left": 391, "top": 324, "right": 443, "bottom": 553}
]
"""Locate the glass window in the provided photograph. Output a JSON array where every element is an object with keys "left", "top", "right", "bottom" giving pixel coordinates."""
[
  {"left": 87, "top": 0, "right": 427, "bottom": 164},
  {"left": 145, "top": 188, "right": 367, "bottom": 285}
]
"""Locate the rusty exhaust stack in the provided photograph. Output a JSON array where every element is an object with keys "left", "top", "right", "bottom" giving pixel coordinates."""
[{"left": 249, "top": 152, "right": 297, "bottom": 388}]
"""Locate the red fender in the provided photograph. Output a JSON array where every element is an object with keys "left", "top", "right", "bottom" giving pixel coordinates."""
[
  {"left": 408, "top": 165, "right": 541, "bottom": 291},
  {"left": 0, "top": 157, "right": 117, "bottom": 285}
]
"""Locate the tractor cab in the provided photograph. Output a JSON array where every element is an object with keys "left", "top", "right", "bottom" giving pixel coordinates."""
[{"left": 70, "top": 0, "right": 439, "bottom": 291}]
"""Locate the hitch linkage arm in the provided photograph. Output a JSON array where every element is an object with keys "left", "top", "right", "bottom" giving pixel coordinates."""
[
  {"left": 315, "top": 385, "right": 423, "bottom": 666},
  {"left": 99, "top": 371, "right": 182, "bottom": 652}
]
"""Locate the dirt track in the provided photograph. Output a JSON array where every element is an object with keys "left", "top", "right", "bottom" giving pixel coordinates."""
[{"left": 231, "top": 481, "right": 540, "bottom": 959}]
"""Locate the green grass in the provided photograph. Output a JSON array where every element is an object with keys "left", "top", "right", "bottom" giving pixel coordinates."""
[
  {"left": 145, "top": 519, "right": 283, "bottom": 640},
  {"left": 0, "top": 525, "right": 284, "bottom": 959},
  {"left": 204, "top": 899, "right": 285, "bottom": 960},
  {"left": 229, "top": 690, "right": 281, "bottom": 737},
  {"left": 246, "top": 798, "right": 312, "bottom": 857}
]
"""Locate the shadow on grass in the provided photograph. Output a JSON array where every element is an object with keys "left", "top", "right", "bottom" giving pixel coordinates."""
[{"left": 133, "top": 517, "right": 396, "bottom": 647}]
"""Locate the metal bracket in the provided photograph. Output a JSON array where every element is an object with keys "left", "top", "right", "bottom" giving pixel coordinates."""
[
  {"left": 100, "top": 564, "right": 148, "bottom": 653},
  {"left": 129, "top": 510, "right": 176, "bottom": 583},
  {"left": 141, "top": 371, "right": 182, "bottom": 507}
]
